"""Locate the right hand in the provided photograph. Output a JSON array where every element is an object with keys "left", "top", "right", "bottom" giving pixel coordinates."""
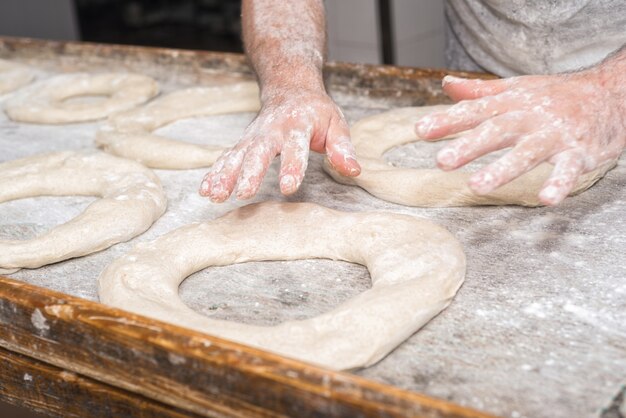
[
  {"left": 199, "top": 89, "right": 361, "bottom": 202},
  {"left": 415, "top": 71, "right": 625, "bottom": 206}
]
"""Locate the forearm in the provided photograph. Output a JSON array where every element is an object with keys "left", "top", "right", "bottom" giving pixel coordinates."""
[
  {"left": 242, "top": 0, "right": 326, "bottom": 101},
  {"left": 199, "top": 0, "right": 357, "bottom": 202}
]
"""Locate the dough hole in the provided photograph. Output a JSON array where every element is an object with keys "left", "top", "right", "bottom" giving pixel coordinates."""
[
  {"left": 154, "top": 112, "right": 255, "bottom": 148},
  {"left": 96, "top": 82, "right": 260, "bottom": 169},
  {"left": 384, "top": 141, "right": 507, "bottom": 171},
  {"left": 0, "top": 196, "right": 96, "bottom": 240},
  {"left": 61, "top": 94, "right": 110, "bottom": 106},
  {"left": 384, "top": 140, "right": 443, "bottom": 169},
  {"left": 180, "top": 259, "right": 370, "bottom": 326},
  {"left": 4, "top": 73, "right": 159, "bottom": 124}
]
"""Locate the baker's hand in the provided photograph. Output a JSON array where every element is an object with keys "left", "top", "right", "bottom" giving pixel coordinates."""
[
  {"left": 199, "top": 90, "right": 360, "bottom": 202},
  {"left": 415, "top": 72, "right": 625, "bottom": 206}
]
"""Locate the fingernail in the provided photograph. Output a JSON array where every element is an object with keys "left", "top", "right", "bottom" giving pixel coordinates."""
[
  {"left": 539, "top": 185, "right": 564, "bottom": 206},
  {"left": 209, "top": 184, "right": 227, "bottom": 202},
  {"left": 442, "top": 75, "right": 464, "bottom": 86},
  {"left": 347, "top": 165, "right": 361, "bottom": 176},
  {"left": 344, "top": 156, "right": 361, "bottom": 175},
  {"left": 437, "top": 148, "right": 457, "bottom": 169},
  {"left": 469, "top": 172, "right": 496, "bottom": 195},
  {"left": 415, "top": 116, "right": 435, "bottom": 138},
  {"left": 235, "top": 191, "right": 249, "bottom": 200},
  {"left": 200, "top": 180, "right": 209, "bottom": 193},
  {"left": 280, "top": 174, "right": 298, "bottom": 194},
  {"left": 235, "top": 185, "right": 253, "bottom": 200}
]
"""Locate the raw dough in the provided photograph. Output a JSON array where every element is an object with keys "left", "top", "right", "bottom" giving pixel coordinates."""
[
  {"left": 0, "top": 151, "right": 167, "bottom": 274},
  {"left": 4, "top": 73, "right": 159, "bottom": 124},
  {"left": 324, "top": 106, "right": 616, "bottom": 207},
  {"left": 0, "top": 59, "right": 36, "bottom": 95},
  {"left": 98, "top": 201, "right": 466, "bottom": 371},
  {"left": 96, "top": 82, "right": 260, "bottom": 169}
]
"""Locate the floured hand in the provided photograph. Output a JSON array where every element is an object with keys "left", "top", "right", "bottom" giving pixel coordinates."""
[
  {"left": 415, "top": 49, "right": 625, "bottom": 206},
  {"left": 200, "top": 90, "right": 360, "bottom": 202}
]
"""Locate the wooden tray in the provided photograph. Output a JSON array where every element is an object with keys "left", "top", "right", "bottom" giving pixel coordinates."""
[{"left": 0, "top": 37, "right": 496, "bottom": 418}]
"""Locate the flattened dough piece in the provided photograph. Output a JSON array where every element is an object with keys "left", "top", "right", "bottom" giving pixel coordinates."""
[
  {"left": 99, "top": 201, "right": 466, "bottom": 371},
  {"left": 96, "top": 82, "right": 260, "bottom": 169},
  {"left": 4, "top": 73, "right": 159, "bottom": 124},
  {"left": 0, "top": 59, "right": 36, "bottom": 95},
  {"left": 324, "top": 106, "right": 616, "bottom": 207},
  {"left": 0, "top": 151, "right": 167, "bottom": 274}
]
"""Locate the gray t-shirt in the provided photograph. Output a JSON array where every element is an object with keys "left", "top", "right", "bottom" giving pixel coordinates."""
[{"left": 444, "top": 0, "right": 626, "bottom": 76}]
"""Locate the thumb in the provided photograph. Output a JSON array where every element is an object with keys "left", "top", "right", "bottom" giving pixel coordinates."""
[
  {"left": 442, "top": 75, "right": 512, "bottom": 101},
  {"left": 325, "top": 116, "right": 360, "bottom": 177}
]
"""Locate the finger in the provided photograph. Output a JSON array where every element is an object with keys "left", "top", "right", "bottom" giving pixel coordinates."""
[
  {"left": 200, "top": 146, "right": 246, "bottom": 202},
  {"left": 235, "top": 137, "right": 280, "bottom": 200},
  {"left": 279, "top": 129, "right": 311, "bottom": 195},
  {"left": 436, "top": 112, "right": 528, "bottom": 170},
  {"left": 468, "top": 130, "right": 566, "bottom": 195},
  {"left": 415, "top": 96, "right": 504, "bottom": 140},
  {"left": 325, "top": 116, "right": 361, "bottom": 177},
  {"left": 442, "top": 74, "right": 548, "bottom": 101},
  {"left": 200, "top": 136, "right": 251, "bottom": 200},
  {"left": 442, "top": 75, "right": 513, "bottom": 101},
  {"left": 538, "top": 149, "right": 585, "bottom": 206}
]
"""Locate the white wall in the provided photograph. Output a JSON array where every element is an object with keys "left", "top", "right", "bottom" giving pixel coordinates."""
[
  {"left": 0, "top": 0, "right": 79, "bottom": 40},
  {"left": 325, "top": 0, "right": 446, "bottom": 68},
  {"left": 326, "top": 0, "right": 381, "bottom": 64},
  {"left": 393, "top": 0, "right": 446, "bottom": 68}
]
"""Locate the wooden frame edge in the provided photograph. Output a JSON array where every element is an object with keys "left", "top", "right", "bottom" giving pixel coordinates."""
[
  {"left": 0, "top": 36, "right": 499, "bottom": 418},
  {"left": 0, "top": 276, "right": 497, "bottom": 418}
]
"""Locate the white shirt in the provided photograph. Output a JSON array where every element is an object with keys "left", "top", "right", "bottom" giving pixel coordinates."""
[{"left": 445, "top": 0, "right": 626, "bottom": 76}]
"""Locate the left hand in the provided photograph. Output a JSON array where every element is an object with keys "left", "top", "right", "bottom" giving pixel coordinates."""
[
  {"left": 199, "top": 89, "right": 360, "bottom": 202},
  {"left": 414, "top": 72, "right": 625, "bottom": 206}
]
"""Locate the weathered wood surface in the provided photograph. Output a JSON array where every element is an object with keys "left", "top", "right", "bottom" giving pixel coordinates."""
[
  {"left": 0, "top": 36, "right": 494, "bottom": 107},
  {"left": 0, "top": 36, "right": 499, "bottom": 418},
  {"left": 1, "top": 35, "right": 624, "bottom": 418},
  {"left": 0, "top": 346, "right": 204, "bottom": 418},
  {"left": 0, "top": 276, "right": 496, "bottom": 418}
]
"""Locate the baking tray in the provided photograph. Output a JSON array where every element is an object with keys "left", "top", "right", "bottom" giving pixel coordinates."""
[{"left": 0, "top": 36, "right": 624, "bottom": 418}]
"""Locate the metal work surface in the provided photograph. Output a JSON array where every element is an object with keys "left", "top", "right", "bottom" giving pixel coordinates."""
[{"left": 0, "top": 38, "right": 624, "bottom": 418}]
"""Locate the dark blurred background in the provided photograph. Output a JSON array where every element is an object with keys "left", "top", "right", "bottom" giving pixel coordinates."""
[
  {"left": 0, "top": 0, "right": 243, "bottom": 52},
  {"left": 75, "top": 0, "right": 243, "bottom": 52}
]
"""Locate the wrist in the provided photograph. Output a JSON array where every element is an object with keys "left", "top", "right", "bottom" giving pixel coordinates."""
[
  {"left": 259, "top": 60, "right": 326, "bottom": 103},
  {"left": 584, "top": 47, "right": 626, "bottom": 117}
]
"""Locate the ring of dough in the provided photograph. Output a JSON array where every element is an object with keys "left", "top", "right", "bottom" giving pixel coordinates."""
[
  {"left": 0, "top": 151, "right": 167, "bottom": 274},
  {"left": 96, "top": 82, "right": 260, "bottom": 169},
  {"left": 98, "top": 201, "right": 466, "bottom": 371},
  {"left": 4, "top": 73, "right": 159, "bottom": 124},
  {"left": 0, "top": 59, "right": 36, "bottom": 95},
  {"left": 323, "top": 106, "right": 616, "bottom": 207}
]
